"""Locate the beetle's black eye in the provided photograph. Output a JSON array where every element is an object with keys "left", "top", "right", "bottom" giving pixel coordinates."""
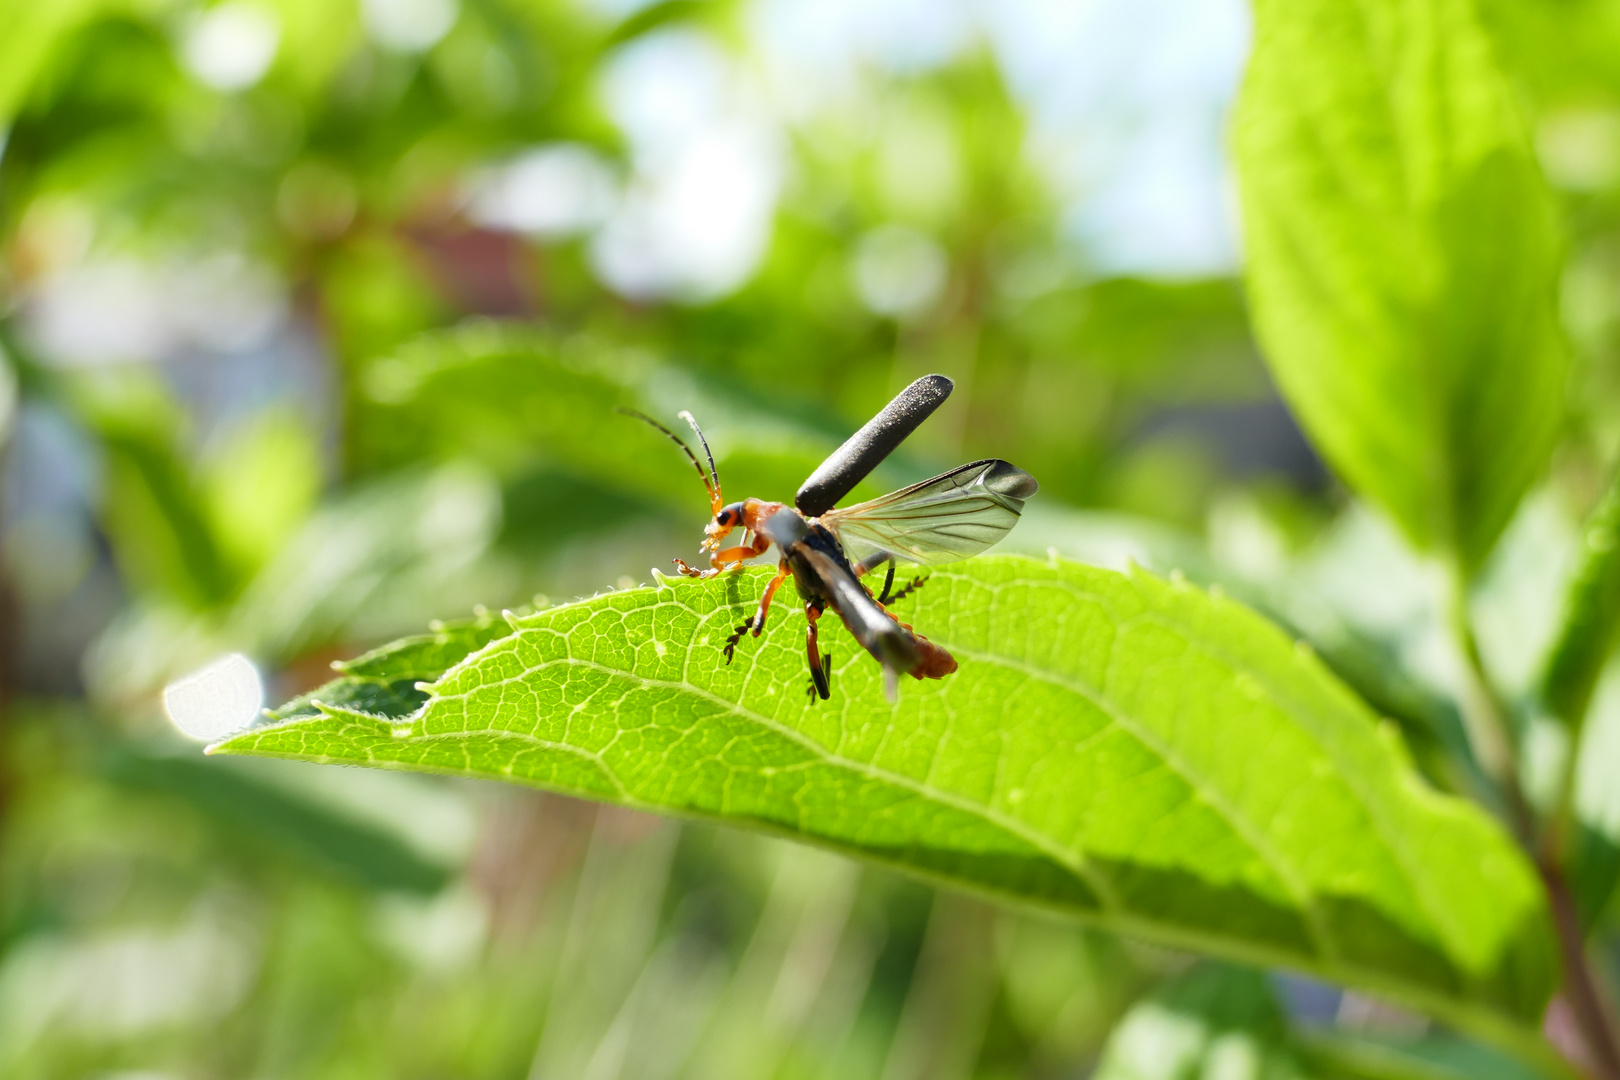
[{"left": 715, "top": 510, "right": 731, "bottom": 525}]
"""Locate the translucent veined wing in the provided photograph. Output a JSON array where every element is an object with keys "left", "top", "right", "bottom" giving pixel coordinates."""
[{"left": 820, "top": 459, "right": 1038, "bottom": 567}]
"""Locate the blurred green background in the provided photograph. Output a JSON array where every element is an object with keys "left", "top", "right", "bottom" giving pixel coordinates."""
[{"left": 2, "top": 0, "right": 1618, "bottom": 1075}]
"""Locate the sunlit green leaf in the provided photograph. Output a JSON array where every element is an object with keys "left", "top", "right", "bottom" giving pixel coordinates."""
[
  {"left": 268, "top": 609, "right": 517, "bottom": 724},
  {"left": 1235, "top": 0, "right": 1567, "bottom": 571},
  {"left": 201, "top": 407, "right": 323, "bottom": 581},
  {"left": 214, "top": 555, "right": 1555, "bottom": 1035},
  {"left": 0, "top": 0, "right": 105, "bottom": 124}
]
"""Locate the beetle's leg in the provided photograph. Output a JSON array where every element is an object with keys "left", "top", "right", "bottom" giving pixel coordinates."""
[
  {"left": 677, "top": 533, "right": 773, "bottom": 579},
  {"left": 805, "top": 602, "right": 831, "bottom": 701},
  {"left": 749, "top": 562, "right": 790, "bottom": 637},
  {"left": 876, "top": 564, "right": 898, "bottom": 604},
  {"left": 852, "top": 551, "right": 893, "bottom": 578},
  {"left": 886, "top": 575, "right": 928, "bottom": 605},
  {"left": 723, "top": 560, "right": 791, "bottom": 663}
]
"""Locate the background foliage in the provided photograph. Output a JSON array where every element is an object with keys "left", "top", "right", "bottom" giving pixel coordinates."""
[{"left": 4, "top": 0, "right": 1620, "bottom": 1077}]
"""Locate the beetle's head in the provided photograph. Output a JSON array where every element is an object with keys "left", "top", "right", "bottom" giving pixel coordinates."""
[{"left": 704, "top": 500, "right": 750, "bottom": 552}]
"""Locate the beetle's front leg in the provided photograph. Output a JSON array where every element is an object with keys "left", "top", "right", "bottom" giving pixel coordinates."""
[
  {"left": 723, "top": 559, "right": 791, "bottom": 663},
  {"left": 676, "top": 536, "right": 771, "bottom": 579}
]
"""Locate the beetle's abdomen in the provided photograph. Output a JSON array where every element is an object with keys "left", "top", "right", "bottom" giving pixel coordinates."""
[{"left": 907, "top": 634, "right": 957, "bottom": 680}]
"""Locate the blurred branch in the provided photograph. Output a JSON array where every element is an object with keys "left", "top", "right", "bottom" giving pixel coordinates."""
[
  {"left": 1445, "top": 569, "right": 1532, "bottom": 841},
  {"left": 1449, "top": 564, "right": 1620, "bottom": 1080}
]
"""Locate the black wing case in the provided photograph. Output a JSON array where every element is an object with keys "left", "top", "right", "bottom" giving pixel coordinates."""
[
  {"left": 796, "top": 543, "right": 920, "bottom": 679},
  {"left": 795, "top": 374, "right": 954, "bottom": 517}
]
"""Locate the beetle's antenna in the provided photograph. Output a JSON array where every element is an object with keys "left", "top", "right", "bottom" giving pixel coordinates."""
[
  {"left": 616, "top": 407, "right": 719, "bottom": 506},
  {"left": 678, "top": 410, "right": 720, "bottom": 496}
]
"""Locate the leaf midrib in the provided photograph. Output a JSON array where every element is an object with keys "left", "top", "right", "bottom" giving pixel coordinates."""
[{"left": 489, "top": 572, "right": 1450, "bottom": 972}]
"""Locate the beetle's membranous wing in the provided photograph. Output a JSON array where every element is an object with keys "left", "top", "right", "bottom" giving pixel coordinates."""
[
  {"left": 795, "top": 374, "right": 954, "bottom": 517},
  {"left": 821, "top": 459, "right": 1039, "bottom": 567}
]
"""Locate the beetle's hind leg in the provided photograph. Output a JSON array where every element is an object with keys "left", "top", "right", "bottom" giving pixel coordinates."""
[
  {"left": 874, "top": 563, "right": 927, "bottom": 606},
  {"left": 884, "top": 574, "right": 928, "bottom": 605},
  {"left": 723, "top": 561, "right": 791, "bottom": 664},
  {"left": 805, "top": 601, "right": 831, "bottom": 701}
]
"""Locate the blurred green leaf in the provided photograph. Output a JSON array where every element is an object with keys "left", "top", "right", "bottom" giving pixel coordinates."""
[
  {"left": 201, "top": 407, "right": 323, "bottom": 582},
  {"left": 215, "top": 555, "right": 1555, "bottom": 1038},
  {"left": 1093, "top": 964, "right": 1305, "bottom": 1080},
  {"left": 604, "top": 0, "right": 713, "bottom": 47},
  {"left": 0, "top": 0, "right": 105, "bottom": 124},
  {"left": 229, "top": 462, "right": 503, "bottom": 661},
  {"left": 1535, "top": 477, "right": 1620, "bottom": 929},
  {"left": 1235, "top": 0, "right": 1567, "bottom": 572},
  {"left": 102, "top": 748, "right": 449, "bottom": 894},
  {"left": 1540, "top": 476, "right": 1620, "bottom": 735},
  {"left": 73, "top": 374, "right": 234, "bottom": 607},
  {"left": 1570, "top": 677, "right": 1620, "bottom": 926},
  {"left": 357, "top": 320, "right": 890, "bottom": 510},
  {"left": 1301, "top": 1031, "right": 1563, "bottom": 1080}
]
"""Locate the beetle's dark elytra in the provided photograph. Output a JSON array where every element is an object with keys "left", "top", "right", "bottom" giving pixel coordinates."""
[{"left": 795, "top": 374, "right": 954, "bottom": 517}]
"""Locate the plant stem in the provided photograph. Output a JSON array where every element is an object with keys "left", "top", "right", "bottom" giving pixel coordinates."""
[
  {"left": 1445, "top": 571, "right": 1533, "bottom": 842},
  {"left": 1447, "top": 566, "right": 1620, "bottom": 1080},
  {"left": 1542, "top": 854, "right": 1620, "bottom": 1080}
]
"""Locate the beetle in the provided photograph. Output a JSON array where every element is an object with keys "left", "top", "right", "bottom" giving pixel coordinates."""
[{"left": 623, "top": 374, "right": 1037, "bottom": 701}]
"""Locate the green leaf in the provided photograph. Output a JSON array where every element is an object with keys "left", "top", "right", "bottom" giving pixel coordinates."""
[
  {"left": 358, "top": 321, "right": 895, "bottom": 511},
  {"left": 1540, "top": 476, "right": 1620, "bottom": 734},
  {"left": 1301, "top": 1031, "right": 1564, "bottom": 1080},
  {"left": 226, "top": 463, "right": 503, "bottom": 661},
  {"left": 73, "top": 374, "right": 235, "bottom": 607},
  {"left": 200, "top": 407, "right": 323, "bottom": 583},
  {"left": 102, "top": 749, "right": 449, "bottom": 895},
  {"left": 213, "top": 556, "right": 1555, "bottom": 1037},
  {"left": 1093, "top": 964, "right": 1306, "bottom": 1080},
  {"left": 1570, "top": 677, "right": 1620, "bottom": 926},
  {"left": 0, "top": 0, "right": 105, "bottom": 124},
  {"left": 267, "top": 609, "right": 517, "bottom": 724},
  {"left": 1235, "top": 0, "right": 1567, "bottom": 572}
]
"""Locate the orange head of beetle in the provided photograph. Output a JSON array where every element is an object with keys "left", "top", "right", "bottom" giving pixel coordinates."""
[{"left": 706, "top": 500, "right": 747, "bottom": 552}]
